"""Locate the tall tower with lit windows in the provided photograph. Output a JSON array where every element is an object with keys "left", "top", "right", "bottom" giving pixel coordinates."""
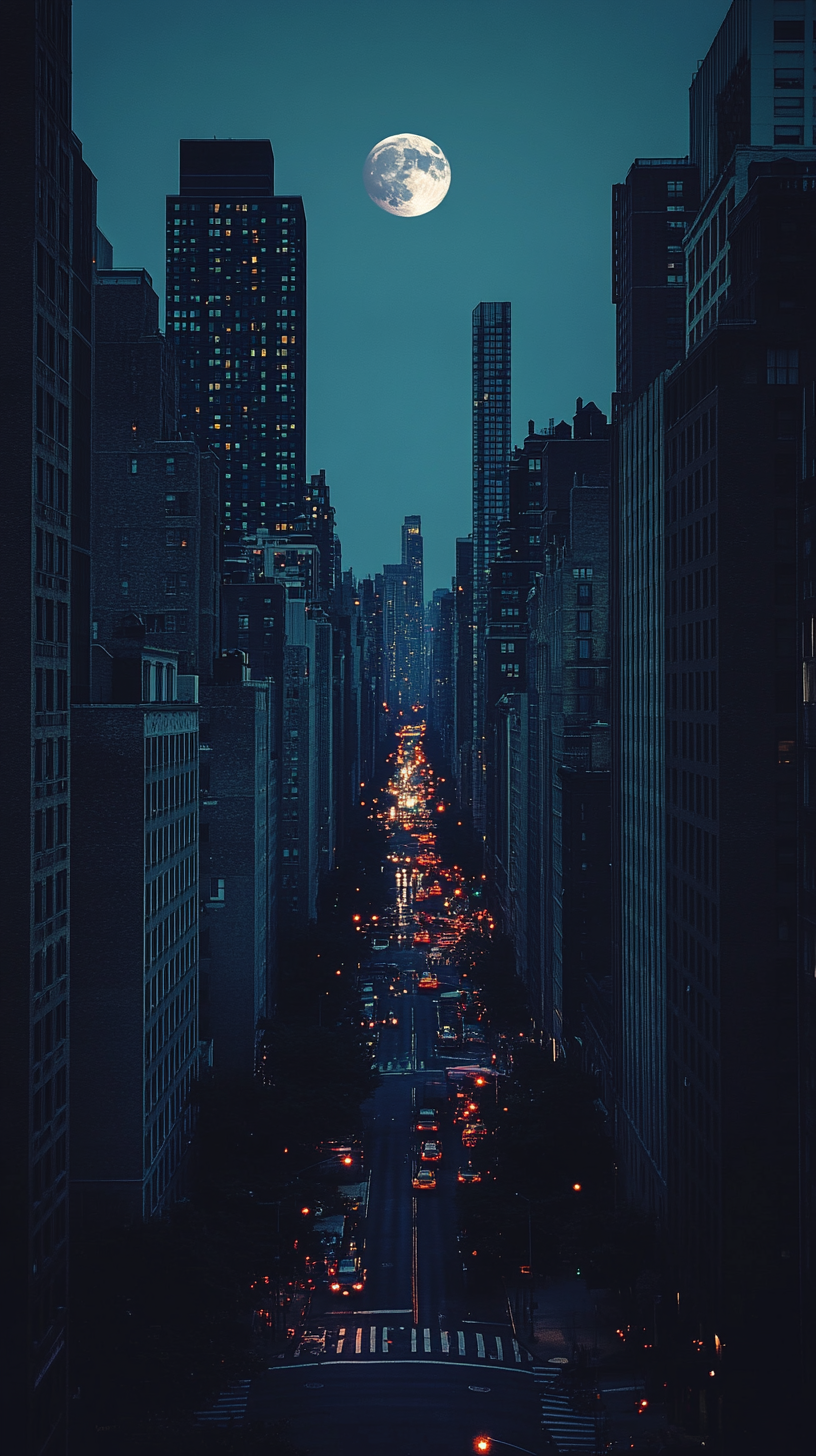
[
  {"left": 472, "top": 301, "right": 511, "bottom": 832},
  {"left": 166, "top": 140, "right": 306, "bottom": 551}
]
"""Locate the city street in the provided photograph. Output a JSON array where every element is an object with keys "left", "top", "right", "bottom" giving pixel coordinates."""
[
  {"left": 248, "top": 953, "right": 547, "bottom": 1454},
  {"left": 247, "top": 726, "right": 596, "bottom": 1454}
]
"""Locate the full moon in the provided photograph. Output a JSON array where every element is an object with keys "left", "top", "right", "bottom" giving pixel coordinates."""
[{"left": 363, "top": 134, "right": 451, "bottom": 217}]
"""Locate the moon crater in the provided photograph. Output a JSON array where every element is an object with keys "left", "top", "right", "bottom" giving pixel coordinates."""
[{"left": 363, "top": 134, "right": 451, "bottom": 217}]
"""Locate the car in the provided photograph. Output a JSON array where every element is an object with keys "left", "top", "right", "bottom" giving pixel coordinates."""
[
  {"left": 412, "top": 1167, "right": 437, "bottom": 1190},
  {"left": 418, "top": 972, "right": 439, "bottom": 991},
  {"left": 329, "top": 1256, "right": 366, "bottom": 1295},
  {"left": 457, "top": 1166, "right": 482, "bottom": 1184},
  {"left": 416, "top": 1108, "right": 439, "bottom": 1133},
  {"left": 420, "top": 1140, "right": 442, "bottom": 1162}
]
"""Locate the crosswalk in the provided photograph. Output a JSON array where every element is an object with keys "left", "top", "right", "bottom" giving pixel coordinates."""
[
  {"left": 194, "top": 1378, "right": 251, "bottom": 1427},
  {"left": 534, "top": 1363, "right": 596, "bottom": 1453},
  {"left": 296, "top": 1324, "right": 531, "bottom": 1365}
]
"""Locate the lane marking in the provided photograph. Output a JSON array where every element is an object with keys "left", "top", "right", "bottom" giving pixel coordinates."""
[
  {"left": 476, "top": 1333, "right": 486, "bottom": 1359},
  {"left": 441, "top": 1331, "right": 450, "bottom": 1354},
  {"left": 411, "top": 1328, "right": 417, "bottom": 1352},
  {"left": 267, "top": 1359, "right": 533, "bottom": 1375},
  {"left": 411, "top": 1196, "right": 419, "bottom": 1325},
  {"left": 495, "top": 1336, "right": 504, "bottom": 1362},
  {"left": 369, "top": 1326, "right": 377, "bottom": 1354},
  {"left": 355, "top": 1328, "right": 362, "bottom": 1355},
  {"left": 458, "top": 1331, "right": 465, "bottom": 1356},
  {"left": 343, "top": 1309, "right": 410, "bottom": 1315},
  {"left": 423, "top": 1327, "right": 431, "bottom": 1352}
]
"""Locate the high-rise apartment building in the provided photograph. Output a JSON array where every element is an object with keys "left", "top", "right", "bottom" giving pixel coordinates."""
[
  {"left": 0, "top": 2, "right": 94, "bottom": 1446},
  {"left": 472, "top": 302, "right": 511, "bottom": 829},
  {"left": 686, "top": 0, "right": 816, "bottom": 353},
  {"left": 612, "top": 160, "right": 700, "bottom": 398},
  {"left": 166, "top": 140, "right": 306, "bottom": 548}
]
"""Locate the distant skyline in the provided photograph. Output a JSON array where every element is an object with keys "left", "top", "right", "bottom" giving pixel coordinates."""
[{"left": 73, "top": 0, "right": 721, "bottom": 593}]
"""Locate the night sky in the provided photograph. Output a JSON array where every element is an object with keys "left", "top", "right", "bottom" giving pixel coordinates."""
[{"left": 73, "top": 0, "right": 720, "bottom": 593}]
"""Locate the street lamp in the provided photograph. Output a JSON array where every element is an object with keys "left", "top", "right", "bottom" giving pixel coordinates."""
[{"left": 473, "top": 1440, "right": 538, "bottom": 1455}]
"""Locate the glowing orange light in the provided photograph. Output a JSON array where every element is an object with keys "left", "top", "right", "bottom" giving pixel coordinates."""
[
  {"left": 474, "top": 1439, "right": 491, "bottom": 1453},
  {"left": 300, "top": 1206, "right": 310, "bottom": 1216},
  {"left": 572, "top": 1182, "right": 582, "bottom": 1192}
]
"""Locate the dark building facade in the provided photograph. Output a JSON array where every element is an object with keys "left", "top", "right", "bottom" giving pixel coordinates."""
[
  {"left": 612, "top": 159, "right": 700, "bottom": 398},
  {"left": 71, "top": 629, "right": 200, "bottom": 1225},
  {"left": 199, "top": 657, "right": 275, "bottom": 1079},
  {"left": 0, "top": 2, "right": 94, "bottom": 1447},
  {"left": 91, "top": 265, "right": 219, "bottom": 677},
  {"left": 452, "top": 536, "right": 474, "bottom": 820},
  {"left": 166, "top": 139, "right": 306, "bottom": 549},
  {"left": 661, "top": 163, "right": 815, "bottom": 1449}
]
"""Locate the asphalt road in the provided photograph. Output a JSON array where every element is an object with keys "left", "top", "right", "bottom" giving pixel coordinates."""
[{"left": 247, "top": 948, "right": 548, "bottom": 1455}]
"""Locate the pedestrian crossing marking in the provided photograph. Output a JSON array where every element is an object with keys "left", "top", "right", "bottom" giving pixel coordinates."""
[{"left": 295, "top": 1325, "right": 526, "bottom": 1367}]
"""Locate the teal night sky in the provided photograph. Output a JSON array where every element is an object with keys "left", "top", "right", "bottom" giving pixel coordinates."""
[{"left": 73, "top": 0, "right": 721, "bottom": 593}]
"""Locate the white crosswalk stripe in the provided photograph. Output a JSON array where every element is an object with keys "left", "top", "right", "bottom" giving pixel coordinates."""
[
  {"left": 195, "top": 1379, "right": 251, "bottom": 1427},
  {"left": 458, "top": 1330, "right": 465, "bottom": 1356},
  {"left": 535, "top": 1366, "right": 596, "bottom": 1452},
  {"left": 369, "top": 1325, "right": 377, "bottom": 1353},
  {"left": 495, "top": 1336, "right": 503, "bottom": 1361},
  {"left": 441, "top": 1331, "right": 450, "bottom": 1353},
  {"left": 476, "top": 1332, "right": 486, "bottom": 1359},
  {"left": 355, "top": 1327, "right": 362, "bottom": 1354},
  {"left": 423, "top": 1327, "right": 431, "bottom": 1352},
  {"left": 512, "top": 1339, "right": 521, "bottom": 1363},
  {"left": 382, "top": 1326, "right": 389, "bottom": 1352}
]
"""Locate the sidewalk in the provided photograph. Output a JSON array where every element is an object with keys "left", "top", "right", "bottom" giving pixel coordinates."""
[{"left": 530, "top": 1273, "right": 618, "bottom": 1362}]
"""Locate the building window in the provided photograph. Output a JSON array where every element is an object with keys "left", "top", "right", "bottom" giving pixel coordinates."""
[
  {"left": 166, "top": 457, "right": 175, "bottom": 475},
  {"left": 768, "top": 348, "right": 799, "bottom": 384},
  {"left": 578, "top": 694, "right": 592, "bottom": 714},
  {"left": 774, "top": 68, "right": 804, "bottom": 88},
  {"left": 577, "top": 611, "right": 592, "bottom": 632},
  {"left": 577, "top": 583, "right": 592, "bottom": 605},
  {"left": 667, "top": 179, "right": 684, "bottom": 196},
  {"left": 775, "top": 95, "right": 804, "bottom": 114},
  {"left": 210, "top": 877, "right": 225, "bottom": 901},
  {"left": 578, "top": 639, "right": 592, "bottom": 660},
  {"left": 774, "top": 125, "right": 804, "bottom": 143},
  {"left": 130, "top": 458, "right": 138, "bottom": 474}
]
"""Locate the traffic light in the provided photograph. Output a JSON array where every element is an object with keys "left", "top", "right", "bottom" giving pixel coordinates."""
[{"left": 474, "top": 1440, "right": 491, "bottom": 1453}]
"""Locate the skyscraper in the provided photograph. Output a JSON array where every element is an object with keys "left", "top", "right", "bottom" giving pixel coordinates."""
[
  {"left": 166, "top": 139, "right": 306, "bottom": 547},
  {"left": 0, "top": 3, "right": 95, "bottom": 1447},
  {"left": 472, "top": 302, "right": 511, "bottom": 830},
  {"left": 382, "top": 516, "right": 425, "bottom": 715},
  {"left": 612, "top": 159, "right": 700, "bottom": 398}
]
